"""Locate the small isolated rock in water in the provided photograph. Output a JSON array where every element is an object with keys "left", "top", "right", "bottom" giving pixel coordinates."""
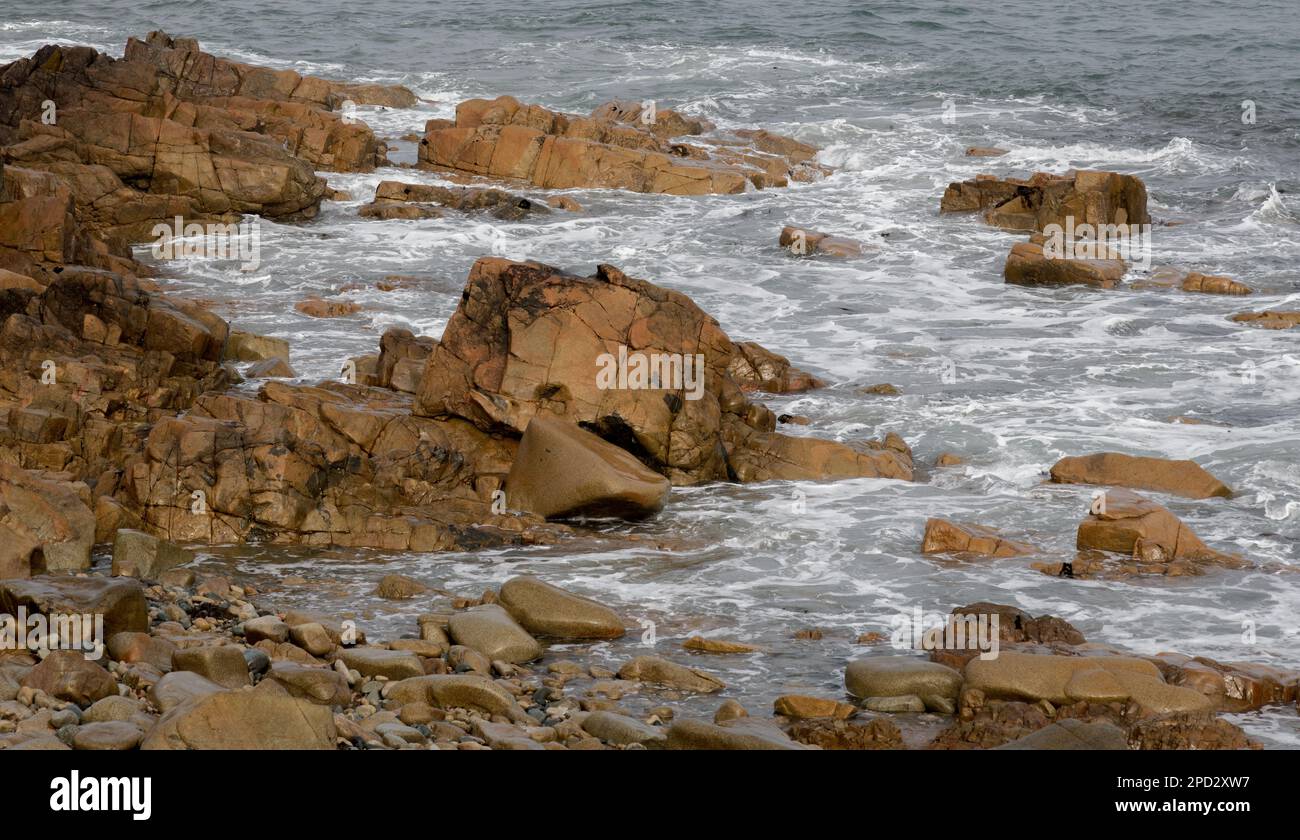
[
  {"left": 666, "top": 718, "right": 815, "bottom": 750},
  {"left": 1004, "top": 240, "right": 1126, "bottom": 289},
  {"left": 1050, "top": 452, "right": 1232, "bottom": 499},
  {"left": 1180, "top": 271, "right": 1251, "bottom": 295},
  {"left": 374, "top": 574, "right": 429, "bottom": 600},
  {"left": 921, "top": 518, "right": 1032, "bottom": 558},
  {"left": 1076, "top": 488, "right": 1241, "bottom": 569},
  {"left": 549, "top": 195, "right": 584, "bottom": 212},
  {"left": 497, "top": 576, "right": 625, "bottom": 639},
  {"left": 858, "top": 383, "right": 901, "bottom": 396},
  {"left": 682, "top": 635, "right": 760, "bottom": 654},
  {"left": 779, "top": 225, "right": 865, "bottom": 258},
  {"left": 844, "top": 657, "right": 963, "bottom": 712},
  {"left": 713, "top": 699, "right": 749, "bottom": 723},
  {"left": 965, "top": 146, "right": 1008, "bottom": 157},
  {"left": 294, "top": 297, "right": 362, "bottom": 318},
  {"left": 1230, "top": 309, "right": 1300, "bottom": 330},
  {"left": 618, "top": 656, "right": 726, "bottom": 693},
  {"left": 935, "top": 452, "right": 964, "bottom": 467},
  {"left": 503, "top": 414, "right": 670, "bottom": 520},
  {"left": 111, "top": 529, "right": 194, "bottom": 580},
  {"left": 994, "top": 718, "right": 1129, "bottom": 750},
  {"left": 447, "top": 604, "right": 543, "bottom": 664}
]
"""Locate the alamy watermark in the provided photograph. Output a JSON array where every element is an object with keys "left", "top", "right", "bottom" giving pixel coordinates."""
[
  {"left": 150, "top": 215, "right": 261, "bottom": 271},
  {"left": 1042, "top": 216, "right": 1153, "bottom": 271},
  {"left": 1, "top": 607, "right": 104, "bottom": 660},
  {"left": 595, "top": 344, "right": 706, "bottom": 401},
  {"left": 889, "top": 606, "right": 1000, "bottom": 660}
]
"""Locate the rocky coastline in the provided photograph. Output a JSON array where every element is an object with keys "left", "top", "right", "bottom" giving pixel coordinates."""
[{"left": 0, "top": 33, "right": 1295, "bottom": 751}]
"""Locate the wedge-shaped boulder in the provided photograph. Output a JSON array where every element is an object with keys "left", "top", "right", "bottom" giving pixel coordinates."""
[
  {"left": 1050, "top": 452, "right": 1232, "bottom": 499},
  {"left": 504, "top": 415, "right": 669, "bottom": 520}
]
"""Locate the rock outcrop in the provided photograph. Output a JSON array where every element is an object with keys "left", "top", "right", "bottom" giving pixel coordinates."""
[
  {"left": 418, "top": 95, "right": 826, "bottom": 194},
  {"left": 941, "top": 170, "right": 1149, "bottom": 232},
  {"left": 414, "top": 257, "right": 913, "bottom": 486}
]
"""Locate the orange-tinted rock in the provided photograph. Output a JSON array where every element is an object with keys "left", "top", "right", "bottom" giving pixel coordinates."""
[
  {"left": 418, "top": 95, "right": 825, "bottom": 194},
  {"left": 779, "top": 226, "right": 865, "bottom": 258},
  {"left": 1076, "top": 489, "right": 1241, "bottom": 570},
  {"left": 1004, "top": 241, "right": 1126, "bottom": 288},
  {"left": 1230, "top": 310, "right": 1300, "bottom": 330},
  {"left": 921, "top": 518, "right": 1032, "bottom": 558},
  {"left": 1050, "top": 452, "right": 1232, "bottom": 499},
  {"left": 941, "top": 170, "right": 1149, "bottom": 232},
  {"left": 414, "top": 257, "right": 912, "bottom": 485}
]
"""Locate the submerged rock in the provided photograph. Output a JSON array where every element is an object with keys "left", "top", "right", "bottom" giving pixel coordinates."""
[{"left": 921, "top": 518, "right": 1032, "bottom": 558}]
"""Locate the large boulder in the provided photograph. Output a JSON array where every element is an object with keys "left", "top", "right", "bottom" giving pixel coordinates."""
[
  {"left": 941, "top": 170, "right": 1149, "bottom": 233},
  {"left": 844, "top": 657, "right": 962, "bottom": 712},
  {"left": 0, "top": 465, "right": 96, "bottom": 576},
  {"left": 141, "top": 689, "right": 335, "bottom": 749},
  {"left": 0, "top": 575, "right": 148, "bottom": 636},
  {"left": 446, "top": 604, "right": 542, "bottom": 664},
  {"left": 503, "top": 414, "right": 670, "bottom": 519},
  {"left": 111, "top": 528, "right": 194, "bottom": 579},
  {"left": 497, "top": 575, "right": 625, "bottom": 639},
  {"left": 20, "top": 650, "right": 118, "bottom": 706},
  {"left": 415, "top": 257, "right": 912, "bottom": 486},
  {"left": 965, "top": 652, "right": 1213, "bottom": 714},
  {"left": 921, "top": 518, "right": 1031, "bottom": 558},
  {"left": 1050, "top": 452, "right": 1232, "bottom": 499}
]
